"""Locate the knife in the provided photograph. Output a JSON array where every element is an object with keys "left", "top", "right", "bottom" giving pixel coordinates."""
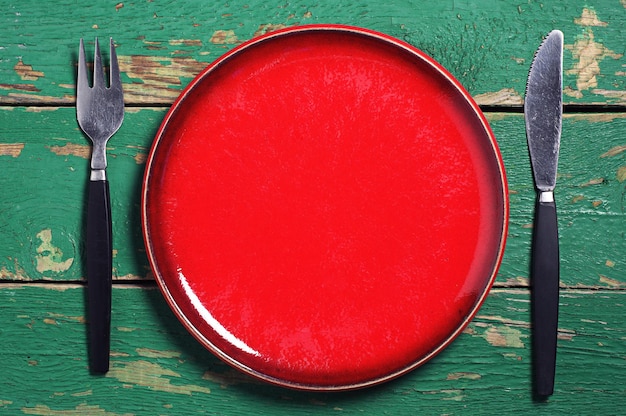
[{"left": 524, "top": 30, "right": 563, "bottom": 397}]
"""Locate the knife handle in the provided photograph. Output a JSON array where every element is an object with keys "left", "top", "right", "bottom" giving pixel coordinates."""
[
  {"left": 87, "top": 179, "right": 112, "bottom": 374},
  {"left": 531, "top": 193, "right": 560, "bottom": 397}
]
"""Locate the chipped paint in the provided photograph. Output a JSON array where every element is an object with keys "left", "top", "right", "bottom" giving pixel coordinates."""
[
  {"left": 483, "top": 325, "right": 524, "bottom": 348},
  {"left": 169, "top": 39, "right": 203, "bottom": 47},
  {"left": 475, "top": 315, "right": 529, "bottom": 327},
  {"left": 440, "top": 389, "right": 465, "bottom": 401},
  {"left": 574, "top": 8, "right": 608, "bottom": 26},
  {"left": 118, "top": 55, "right": 207, "bottom": 102},
  {"left": 134, "top": 152, "right": 147, "bottom": 164},
  {"left": 473, "top": 88, "right": 523, "bottom": 106},
  {"left": 565, "top": 28, "right": 623, "bottom": 99},
  {"left": 447, "top": 372, "right": 481, "bottom": 380},
  {"left": 107, "top": 360, "right": 211, "bottom": 395},
  {"left": 70, "top": 390, "right": 93, "bottom": 397},
  {"left": 48, "top": 143, "right": 91, "bottom": 159},
  {"left": 0, "top": 283, "right": 80, "bottom": 292},
  {"left": 0, "top": 83, "right": 40, "bottom": 92},
  {"left": 22, "top": 403, "right": 132, "bottom": 416},
  {"left": 210, "top": 30, "right": 239, "bottom": 45},
  {"left": 502, "top": 352, "right": 523, "bottom": 361},
  {"left": 121, "top": 55, "right": 191, "bottom": 84},
  {"left": 0, "top": 262, "right": 30, "bottom": 280},
  {"left": 25, "top": 106, "right": 61, "bottom": 113},
  {"left": 567, "top": 113, "right": 626, "bottom": 123},
  {"left": 35, "top": 229, "right": 74, "bottom": 274},
  {"left": 581, "top": 177, "right": 605, "bottom": 186},
  {"left": 116, "top": 327, "right": 139, "bottom": 332},
  {"left": 136, "top": 348, "right": 182, "bottom": 359},
  {"left": 14, "top": 60, "right": 44, "bottom": 81},
  {"left": 558, "top": 329, "right": 576, "bottom": 341},
  {"left": 254, "top": 24, "right": 288, "bottom": 37},
  {"left": 590, "top": 88, "right": 626, "bottom": 104},
  {"left": 617, "top": 166, "right": 626, "bottom": 182},
  {"left": 115, "top": 273, "right": 151, "bottom": 280},
  {"left": 581, "top": 318, "right": 608, "bottom": 325},
  {"left": 600, "top": 275, "right": 625, "bottom": 288},
  {"left": 0, "top": 143, "right": 24, "bottom": 157},
  {"left": 46, "top": 312, "right": 86, "bottom": 324},
  {"left": 462, "top": 326, "right": 476, "bottom": 335},
  {"left": 500, "top": 276, "right": 529, "bottom": 287},
  {"left": 421, "top": 388, "right": 465, "bottom": 401},
  {"left": 4, "top": 92, "right": 66, "bottom": 104}
]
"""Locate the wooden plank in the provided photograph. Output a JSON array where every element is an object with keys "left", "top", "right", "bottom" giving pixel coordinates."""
[
  {"left": 0, "top": 106, "right": 158, "bottom": 282},
  {"left": 2, "top": 108, "right": 624, "bottom": 287},
  {"left": 1, "top": 2, "right": 623, "bottom": 415},
  {"left": 0, "top": 0, "right": 624, "bottom": 106},
  {"left": 0, "top": 284, "right": 623, "bottom": 414},
  {"left": 493, "top": 112, "right": 626, "bottom": 289}
]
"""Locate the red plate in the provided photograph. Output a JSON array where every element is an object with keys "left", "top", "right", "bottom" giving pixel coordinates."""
[{"left": 142, "top": 25, "right": 508, "bottom": 391}]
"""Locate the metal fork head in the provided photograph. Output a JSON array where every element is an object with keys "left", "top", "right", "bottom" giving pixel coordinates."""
[{"left": 77, "top": 37, "right": 124, "bottom": 171}]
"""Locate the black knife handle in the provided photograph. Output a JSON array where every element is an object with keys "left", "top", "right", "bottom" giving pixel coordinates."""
[
  {"left": 531, "top": 194, "right": 560, "bottom": 397},
  {"left": 87, "top": 179, "right": 112, "bottom": 374}
]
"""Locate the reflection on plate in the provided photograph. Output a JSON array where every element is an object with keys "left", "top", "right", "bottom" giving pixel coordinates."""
[{"left": 142, "top": 25, "right": 508, "bottom": 391}]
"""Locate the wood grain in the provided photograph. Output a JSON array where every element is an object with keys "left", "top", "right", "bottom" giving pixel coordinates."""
[
  {"left": 0, "top": 285, "right": 623, "bottom": 414},
  {"left": 1, "top": 1, "right": 625, "bottom": 413},
  {"left": 0, "top": 1, "right": 624, "bottom": 106},
  {"left": 1, "top": 108, "right": 623, "bottom": 288}
]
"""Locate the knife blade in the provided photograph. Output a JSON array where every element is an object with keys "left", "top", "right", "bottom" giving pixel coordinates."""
[{"left": 524, "top": 29, "right": 563, "bottom": 397}]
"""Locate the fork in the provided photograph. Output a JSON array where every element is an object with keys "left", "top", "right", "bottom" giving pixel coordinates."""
[{"left": 77, "top": 37, "right": 124, "bottom": 374}]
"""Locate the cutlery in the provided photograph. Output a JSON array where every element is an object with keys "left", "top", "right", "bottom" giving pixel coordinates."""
[
  {"left": 524, "top": 30, "right": 563, "bottom": 397},
  {"left": 77, "top": 37, "right": 124, "bottom": 374}
]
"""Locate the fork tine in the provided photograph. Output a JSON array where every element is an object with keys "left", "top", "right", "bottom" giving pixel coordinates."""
[
  {"left": 108, "top": 38, "right": 121, "bottom": 90},
  {"left": 77, "top": 39, "right": 89, "bottom": 91},
  {"left": 92, "top": 37, "right": 105, "bottom": 88}
]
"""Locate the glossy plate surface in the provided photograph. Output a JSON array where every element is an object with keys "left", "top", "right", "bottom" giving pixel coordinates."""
[{"left": 142, "top": 25, "right": 508, "bottom": 391}]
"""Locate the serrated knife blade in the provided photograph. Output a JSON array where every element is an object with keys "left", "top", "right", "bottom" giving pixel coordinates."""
[
  {"left": 524, "top": 29, "right": 563, "bottom": 398},
  {"left": 526, "top": 31, "right": 563, "bottom": 192}
]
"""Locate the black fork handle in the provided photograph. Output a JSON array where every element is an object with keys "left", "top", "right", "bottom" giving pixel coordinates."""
[{"left": 87, "top": 179, "right": 112, "bottom": 374}]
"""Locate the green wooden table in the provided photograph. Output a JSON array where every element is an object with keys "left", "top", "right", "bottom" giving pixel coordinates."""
[{"left": 1, "top": 1, "right": 624, "bottom": 414}]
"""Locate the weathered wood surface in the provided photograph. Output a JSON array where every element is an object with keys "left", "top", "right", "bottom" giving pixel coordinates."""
[
  {"left": 1, "top": 285, "right": 624, "bottom": 415},
  {"left": 0, "top": 1, "right": 624, "bottom": 106},
  {"left": 1, "top": 108, "right": 624, "bottom": 288},
  {"left": 0, "top": 0, "right": 625, "bottom": 414}
]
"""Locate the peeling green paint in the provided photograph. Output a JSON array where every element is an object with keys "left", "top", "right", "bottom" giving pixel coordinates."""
[
  {"left": 106, "top": 360, "right": 211, "bottom": 395},
  {"left": 483, "top": 325, "right": 525, "bottom": 348},
  {"left": 34, "top": 229, "right": 74, "bottom": 274},
  {"left": 21, "top": 404, "right": 133, "bottom": 416}
]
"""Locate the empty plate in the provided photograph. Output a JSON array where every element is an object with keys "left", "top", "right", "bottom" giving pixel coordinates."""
[{"left": 142, "top": 25, "right": 508, "bottom": 391}]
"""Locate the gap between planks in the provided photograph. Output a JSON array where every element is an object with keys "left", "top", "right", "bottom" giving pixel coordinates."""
[{"left": 0, "top": 280, "right": 624, "bottom": 293}]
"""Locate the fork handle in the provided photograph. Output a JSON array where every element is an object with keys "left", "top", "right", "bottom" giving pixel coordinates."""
[
  {"left": 87, "top": 178, "right": 112, "bottom": 374},
  {"left": 531, "top": 195, "right": 560, "bottom": 397}
]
